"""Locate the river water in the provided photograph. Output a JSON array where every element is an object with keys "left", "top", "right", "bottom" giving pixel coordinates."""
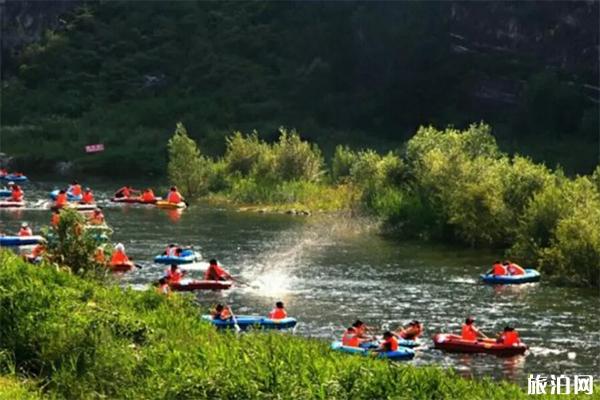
[{"left": 1, "top": 181, "right": 598, "bottom": 384}]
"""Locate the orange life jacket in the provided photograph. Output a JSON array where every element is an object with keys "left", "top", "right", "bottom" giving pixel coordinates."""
[
  {"left": 166, "top": 268, "right": 184, "bottom": 283},
  {"left": 461, "top": 324, "right": 478, "bottom": 341},
  {"left": 141, "top": 190, "right": 155, "bottom": 202},
  {"left": 95, "top": 248, "right": 106, "bottom": 263},
  {"left": 500, "top": 330, "right": 520, "bottom": 346},
  {"left": 492, "top": 263, "right": 507, "bottom": 276},
  {"left": 212, "top": 308, "right": 231, "bottom": 320},
  {"left": 82, "top": 192, "right": 94, "bottom": 204},
  {"left": 110, "top": 250, "right": 129, "bottom": 265},
  {"left": 89, "top": 212, "right": 104, "bottom": 225},
  {"left": 167, "top": 191, "right": 182, "bottom": 203},
  {"left": 342, "top": 330, "right": 360, "bottom": 347},
  {"left": 268, "top": 308, "right": 287, "bottom": 319},
  {"left": 31, "top": 244, "right": 44, "bottom": 257},
  {"left": 70, "top": 185, "right": 82, "bottom": 196},
  {"left": 381, "top": 336, "right": 399, "bottom": 352},
  {"left": 55, "top": 193, "right": 68, "bottom": 207},
  {"left": 18, "top": 227, "right": 32, "bottom": 236},
  {"left": 204, "top": 264, "right": 229, "bottom": 281},
  {"left": 51, "top": 213, "right": 60, "bottom": 227},
  {"left": 11, "top": 187, "right": 23, "bottom": 201},
  {"left": 507, "top": 263, "right": 525, "bottom": 276}
]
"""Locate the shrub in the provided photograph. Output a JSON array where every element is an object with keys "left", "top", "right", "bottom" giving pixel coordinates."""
[
  {"left": 224, "top": 131, "right": 269, "bottom": 176},
  {"left": 331, "top": 145, "right": 358, "bottom": 182},
  {"left": 272, "top": 128, "right": 324, "bottom": 182}
]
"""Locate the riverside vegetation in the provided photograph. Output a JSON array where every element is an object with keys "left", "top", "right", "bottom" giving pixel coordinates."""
[
  {"left": 0, "top": 250, "right": 595, "bottom": 400},
  {"left": 167, "top": 122, "right": 600, "bottom": 289}
]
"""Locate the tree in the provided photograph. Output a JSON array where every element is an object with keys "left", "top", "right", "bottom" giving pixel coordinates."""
[{"left": 167, "top": 122, "right": 209, "bottom": 198}]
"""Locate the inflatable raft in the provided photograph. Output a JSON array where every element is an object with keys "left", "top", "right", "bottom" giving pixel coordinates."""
[
  {"left": 154, "top": 249, "right": 200, "bottom": 265},
  {"left": 108, "top": 262, "right": 135, "bottom": 273},
  {"left": 0, "top": 235, "right": 45, "bottom": 247},
  {"left": 330, "top": 341, "right": 415, "bottom": 360},
  {"left": 480, "top": 269, "right": 540, "bottom": 284},
  {"left": 433, "top": 334, "right": 527, "bottom": 356},
  {"left": 360, "top": 338, "right": 419, "bottom": 349},
  {"left": 49, "top": 190, "right": 82, "bottom": 202},
  {"left": 0, "top": 200, "right": 25, "bottom": 208},
  {"left": 111, "top": 196, "right": 161, "bottom": 204},
  {"left": 201, "top": 315, "right": 298, "bottom": 330},
  {"left": 0, "top": 189, "right": 11, "bottom": 197},
  {"left": 51, "top": 203, "right": 97, "bottom": 212},
  {"left": 156, "top": 200, "right": 187, "bottom": 209},
  {"left": 169, "top": 279, "right": 232, "bottom": 291},
  {"left": 0, "top": 174, "right": 27, "bottom": 182}
]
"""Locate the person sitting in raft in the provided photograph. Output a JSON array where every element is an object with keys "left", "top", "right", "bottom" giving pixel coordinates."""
[
  {"left": 94, "top": 246, "right": 106, "bottom": 264},
  {"left": 114, "top": 186, "right": 138, "bottom": 198},
  {"left": 506, "top": 261, "right": 526, "bottom": 276},
  {"left": 211, "top": 304, "right": 232, "bottom": 321},
  {"left": 268, "top": 301, "right": 288, "bottom": 319},
  {"left": 163, "top": 243, "right": 183, "bottom": 257},
  {"left": 204, "top": 259, "right": 233, "bottom": 281},
  {"left": 352, "top": 320, "right": 374, "bottom": 341},
  {"left": 165, "top": 264, "right": 187, "bottom": 284},
  {"left": 110, "top": 243, "right": 130, "bottom": 266},
  {"left": 51, "top": 209, "right": 61, "bottom": 227},
  {"left": 69, "top": 181, "right": 83, "bottom": 197},
  {"left": 490, "top": 260, "right": 507, "bottom": 276},
  {"left": 55, "top": 189, "right": 68, "bottom": 208},
  {"left": 155, "top": 277, "right": 171, "bottom": 296},
  {"left": 18, "top": 222, "right": 33, "bottom": 236},
  {"left": 166, "top": 186, "right": 183, "bottom": 204},
  {"left": 496, "top": 326, "right": 522, "bottom": 345},
  {"left": 25, "top": 243, "right": 45, "bottom": 263},
  {"left": 341, "top": 326, "right": 362, "bottom": 347},
  {"left": 461, "top": 317, "right": 486, "bottom": 341},
  {"left": 372, "top": 331, "right": 399, "bottom": 353},
  {"left": 395, "top": 320, "right": 423, "bottom": 340},
  {"left": 88, "top": 208, "right": 105, "bottom": 225},
  {"left": 81, "top": 188, "right": 95, "bottom": 204},
  {"left": 11, "top": 183, "right": 23, "bottom": 202},
  {"left": 141, "top": 188, "right": 156, "bottom": 202}
]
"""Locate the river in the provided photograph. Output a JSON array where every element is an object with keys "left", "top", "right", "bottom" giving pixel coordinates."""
[{"left": 1, "top": 181, "right": 598, "bottom": 384}]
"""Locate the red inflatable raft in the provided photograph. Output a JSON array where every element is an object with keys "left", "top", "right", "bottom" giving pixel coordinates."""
[
  {"left": 108, "top": 262, "right": 135, "bottom": 272},
  {"left": 433, "top": 334, "right": 527, "bottom": 357},
  {"left": 170, "top": 280, "right": 232, "bottom": 292}
]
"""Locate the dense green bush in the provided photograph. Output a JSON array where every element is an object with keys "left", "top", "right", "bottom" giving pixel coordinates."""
[
  {"left": 167, "top": 123, "right": 211, "bottom": 198},
  {"left": 0, "top": 252, "right": 547, "bottom": 399},
  {"left": 272, "top": 128, "right": 324, "bottom": 182}
]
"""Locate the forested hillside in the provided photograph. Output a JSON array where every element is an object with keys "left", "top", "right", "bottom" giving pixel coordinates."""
[{"left": 1, "top": 1, "right": 598, "bottom": 175}]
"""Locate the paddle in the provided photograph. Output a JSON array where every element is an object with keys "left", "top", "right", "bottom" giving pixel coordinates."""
[
  {"left": 228, "top": 306, "right": 242, "bottom": 333},
  {"left": 134, "top": 263, "right": 143, "bottom": 269}
]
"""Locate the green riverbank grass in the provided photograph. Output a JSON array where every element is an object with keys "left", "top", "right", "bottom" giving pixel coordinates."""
[{"left": 2, "top": 251, "right": 593, "bottom": 399}]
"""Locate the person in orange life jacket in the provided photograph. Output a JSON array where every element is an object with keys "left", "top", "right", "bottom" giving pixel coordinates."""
[
  {"left": 81, "top": 188, "right": 95, "bottom": 204},
  {"left": 69, "top": 181, "right": 82, "bottom": 197},
  {"left": 341, "top": 327, "right": 361, "bottom": 347},
  {"left": 461, "top": 317, "right": 486, "bottom": 341},
  {"left": 167, "top": 186, "right": 183, "bottom": 204},
  {"left": 141, "top": 188, "right": 156, "bottom": 202},
  {"left": 25, "top": 243, "right": 45, "bottom": 263},
  {"left": 268, "top": 301, "right": 287, "bottom": 319},
  {"left": 114, "top": 186, "right": 138, "bottom": 198},
  {"left": 155, "top": 277, "right": 171, "bottom": 296},
  {"left": 110, "top": 243, "right": 130, "bottom": 266},
  {"left": 204, "top": 259, "right": 232, "bottom": 281},
  {"left": 373, "top": 331, "right": 399, "bottom": 353},
  {"left": 496, "top": 326, "right": 521, "bottom": 345},
  {"left": 89, "top": 208, "right": 105, "bottom": 225},
  {"left": 51, "top": 210, "right": 61, "bottom": 227},
  {"left": 352, "top": 320, "right": 374, "bottom": 341},
  {"left": 18, "top": 222, "right": 32, "bottom": 236},
  {"left": 94, "top": 246, "right": 106, "bottom": 264},
  {"left": 165, "top": 264, "right": 186, "bottom": 284},
  {"left": 395, "top": 320, "right": 423, "bottom": 340},
  {"left": 11, "top": 184, "right": 23, "bottom": 202},
  {"left": 55, "top": 190, "right": 68, "bottom": 208},
  {"left": 490, "top": 260, "right": 507, "bottom": 276},
  {"left": 211, "top": 304, "right": 232, "bottom": 320},
  {"left": 506, "top": 260, "right": 526, "bottom": 276}
]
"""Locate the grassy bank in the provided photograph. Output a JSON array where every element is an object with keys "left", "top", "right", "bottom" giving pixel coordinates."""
[
  {"left": 168, "top": 123, "right": 600, "bottom": 288},
  {"left": 0, "top": 251, "right": 574, "bottom": 399}
]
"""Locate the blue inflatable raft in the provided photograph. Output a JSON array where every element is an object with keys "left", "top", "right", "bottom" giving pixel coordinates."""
[
  {"left": 360, "top": 338, "right": 419, "bottom": 349},
  {"left": 0, "top": 175, "right": 27, "bottom": 182},
  {"left": 201, "top": 315, "right": 297, "bottom": 330},
  {"left": 480, "top": 269, "right": 540, "bottom": 284},
  {"left": 154, "top": 249, "right": 200, "bottom": 264},
  {"left": 49, "top": 189, "right": 82, "bottom": 202},
  {"left": 330, "top": 341, "right": 415, "bottom": 360},
  {"left": 0, "top": 189, "right": 11, "bottom": 197},
  {"left": 0, "top": 235, "right": 44, "bottom": 247}
]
